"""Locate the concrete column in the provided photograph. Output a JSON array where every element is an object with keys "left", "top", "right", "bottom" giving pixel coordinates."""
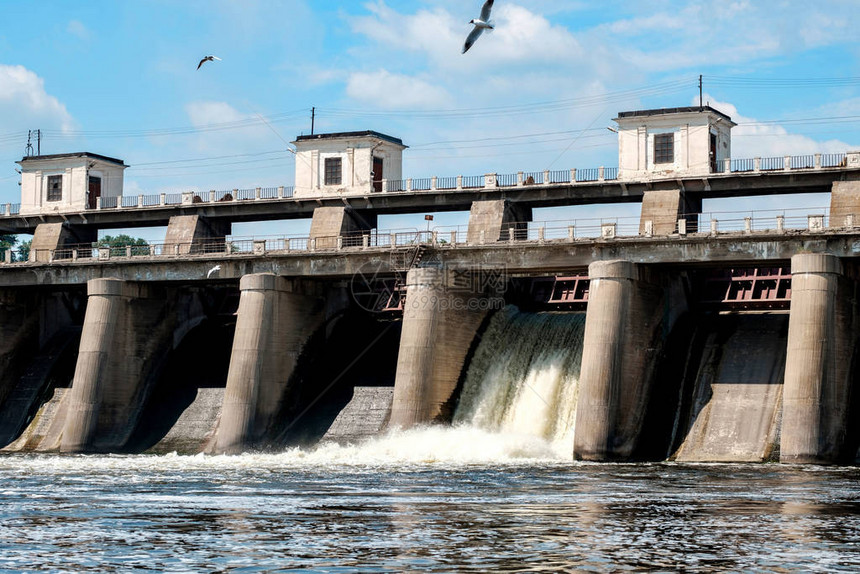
[
  {"left": 389, "top": 268, "right": 492, "bottom": 428},
  {"left": 574, "top": 260, "right": 683, "bottom": 461},
  {"left": 466, "top": 200, "right": 531, "bottom": 244},
  {"left": 781, "top": 254, "right": 858, "bottom": 463},
  {"left": 164, "top": 215, "right": 231, "bottom": 255},
  {"left": 639, "top": 190, "right": 701, "bottom": 236},
  {"left": 829, "top": 181, "right": 860, "bottom": 229},
  {"left": 30, "top": 223, "right": 96, "bottom": 263},
  {"left": 309, "top": 206, "right": 377, "bottom": 250},
  {"left": 212, "top": 274, "right": 326, "bottom": 454},
  {"left": 60, "top": 279, "right": 181, "bottom": 453},
  {"left": 61, "top": 279, "right": 124, "bottom": 452}
]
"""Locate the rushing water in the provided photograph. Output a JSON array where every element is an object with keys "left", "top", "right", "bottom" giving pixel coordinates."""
[
  {"left": 454, "top": 308, "right": 585, "bottom": 447},
  {"left": 2, "top": 450, "right": 860, "bottom": 572},
  {"left": 2, "top": 308, "right": 860, "bottom": 571}
]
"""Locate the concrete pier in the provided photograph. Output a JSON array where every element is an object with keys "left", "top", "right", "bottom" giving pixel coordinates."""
[
  {"left": 309, "top": 206, "right": 377, "bottom": 249},
  {"left": 61, "top": 279, "right": 184, "bottom": 453},
  {"left": 781, "top": 253, "right": 858, "bottom": 464},
  {"left": 466, "top": 200, "right": 531, "bottom": 244},
  {"left": 212, "top": 274, "right": 327, "bottom": 454},
  {"left": 164, "top": 215, "right": 231, "bottom": 254},
  {"left": 389, "top": 267, "right": 491, "bottom": 428},
  {"left": 639, "top": 189, "right": 701, "bottom": 235},
  {"left": 30, "top": 223, "right": 96, "bottom": 262},
  {"left": 574, "top": 260, "right": 685, "bottom": 461}
]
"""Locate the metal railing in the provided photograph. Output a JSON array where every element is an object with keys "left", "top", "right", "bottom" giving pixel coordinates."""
[
  {"left": 576, "top": 168, "right": 599, "bottom": 182},
  {"left": 462, "top": 175, "right": 484, "bottom": 189},
  {"left": 412, "top": 178, "right": 432, "bottom": 191},
  {"left": 549, "top": 170, "right": 571, "bottom": 184},
  {"left": 497, "top": 173, "right": 518, "bottom": 187},
  {"left": 731, "top": 158, "right": 755, "bottom": 172},
  {"left": 4, "top": 205, "right": 855, "bottom": 267},
  {"left": 760, "top": 156, "right": 784, "bottom": 171},
  {"left": 3, "top": 150, "right": 858, "bottom": 220}
]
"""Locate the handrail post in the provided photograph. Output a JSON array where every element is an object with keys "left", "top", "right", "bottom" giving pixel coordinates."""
[
  {"left": 598, "top": 166, "right": 605, "bottom": 182},
  {"left": 570, "top": 168, "right": 577, "bottom": 182},
  {"left": 745, "top": 217, "right": 752, "bottom": 234},
  {"left": 508, "top": 227, "right": 515, "bottom": 244},
  {"left": 754, "top": 158, "right": 761, "bottom": 172},
  {"left": 138, "top": 194, "right": 144, "bottom": 208},
  {"left": 777, "top": 215, "right": 785, "bottom": 233},
  {"left": 784, "top": 156, "right": 791, "bottom": 171},
  {"left": 711, "top": 219, "right": 718, "bottom": 235},
  {"left": 543, "top": 170, "right": 550, "bottom": 185},
  {"left": 255, "top": 187, "right": 262, "bottom": 200},
  {"left": 814, "top": 154, "right": 822, "bottom": 170},
  {"left": 456, "top": 175, "right": 463, "bottom": 190},
  {"left": 406, "top": 178, "right": 413, "bottom": 192},
  {"left": 568, "top": 225, "right": 575, "bottom": 242},
  {"left": 450, "top": 230, "right": 457, "bottom": 246},
  {"left": 210, "top": 190, "right": 217, "bottom": 202},
  {"left": 724, "top": 158, "right": 731, "bottom": 173},
  {"left": 517, "top": 171, "right": 524, "bottom": 187},
  {"left": 277, "top": 186, "right": 285, "bottom": 199},
  {"left": 160, "top": 193, "right": 166, "bottom": 206},
  {"left": 431, "top": 176, "right": 438, "bottom": 191}
]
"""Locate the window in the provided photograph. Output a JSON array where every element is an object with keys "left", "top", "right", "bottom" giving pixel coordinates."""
[
  {"left": 324, "top": 157, "right": 342, "bottom": 186},
  {"left": 653, "top": 133, "right": 674, "bottom": 164},
  {"left": 47, "top": 175, "right": 63, "bottom": 202}
]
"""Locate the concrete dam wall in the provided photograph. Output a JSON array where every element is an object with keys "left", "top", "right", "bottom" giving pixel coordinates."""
[{"left": 2, "top": 251, "right": 860, "bottom": 464}]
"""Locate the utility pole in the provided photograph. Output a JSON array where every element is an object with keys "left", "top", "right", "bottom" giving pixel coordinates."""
[
  {"left": 699, "top": 75, "right": 703, "bottom": 110},
  {"left": 311, "top": 107, "right": 315, "bottom": 136}
]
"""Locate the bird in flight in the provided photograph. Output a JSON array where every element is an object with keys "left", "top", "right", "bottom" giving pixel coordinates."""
[
  {"left": 462, "top": 0, "right": 494, "bottom": 54},
  {"left": 197, "top": 55, "right": 222, "bottom": 70}
]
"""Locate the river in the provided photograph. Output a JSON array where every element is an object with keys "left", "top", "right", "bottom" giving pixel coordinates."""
[{"left": 2, "top": 433, "right": 860, "bottom": 572}]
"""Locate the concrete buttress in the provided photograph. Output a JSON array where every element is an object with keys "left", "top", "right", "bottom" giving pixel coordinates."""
[
  {"left": 781, "top": 253, "right": 859, "bottom": 463},
  {"left": 212, "top": 274, "right": 328, "bottom": 454},
  {"left": 61, "top": 279, "right": 181, "bottom": 453},
  {"left": 389, "top": 267, "right": 492, "bottom": 428},
  {"left": 574, "top": 260, "right": 686, "bottom": 461}
]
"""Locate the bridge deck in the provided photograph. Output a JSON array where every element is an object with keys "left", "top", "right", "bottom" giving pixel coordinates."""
[
  {"left": 1, "top": 166, "right": 857, "bottom": 234},
  {"left": 1, "top": 227, "right": 858, "bottom": 287}
]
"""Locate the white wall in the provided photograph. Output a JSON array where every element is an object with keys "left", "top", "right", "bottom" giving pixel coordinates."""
[
  {"left": 18, "top": 157, "right": 125, "bottom": 215},
  {"left": 616, "top": 110, "right": 734, "bottom": 180},
  {"left": 294, "top": 136, "right": 405, "bottom": 197}
]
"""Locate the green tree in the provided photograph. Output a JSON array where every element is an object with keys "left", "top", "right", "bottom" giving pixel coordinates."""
[
  {"left": 16, "top": 239, "right": 30, "bottom": 262},
  {"left": 97, "top": 234, "right": 150, "bottom": 257},
  {"left": 0, "top": 234, "right": 14, "bottom": 262}
]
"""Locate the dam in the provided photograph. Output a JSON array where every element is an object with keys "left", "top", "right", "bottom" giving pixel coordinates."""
[{"left": 2, "top": 106, "right": 860, "bottom": 464}]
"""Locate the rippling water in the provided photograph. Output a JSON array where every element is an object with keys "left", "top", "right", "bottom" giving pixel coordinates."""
[{"left": 2, "top": 429, "right": 860, "bottom": 572}]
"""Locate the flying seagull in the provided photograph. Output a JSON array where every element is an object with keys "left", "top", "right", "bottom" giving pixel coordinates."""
[
  {"left": 207, "top": 265, "right": 221, "bottom": 278},
  {"left": 197, "top": 55, "right": 222, "bottom": 70},
  {"left": 462, "top": 0, "right": 494, "bottom": 54}
]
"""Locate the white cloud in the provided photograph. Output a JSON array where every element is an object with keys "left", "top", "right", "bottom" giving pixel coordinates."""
[
  {"left": 346, "top": 70, "right": 451, "bottom": 109},
  {"left": 702, "top": 95, "right": 854, "bottom": 157},
  {"left": 0, "top": 64, "right": 75, "bottom": 133},
  {"left": 185, "top": 101, "right": 247, "bottom": 127},
  {"left": 67, "top": 20, "right": 90, "bottom": 41}
]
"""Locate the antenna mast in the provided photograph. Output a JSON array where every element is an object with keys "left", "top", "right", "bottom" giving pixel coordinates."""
[{"left": 699, "top": 75, "right": 703, "bottom": 110}]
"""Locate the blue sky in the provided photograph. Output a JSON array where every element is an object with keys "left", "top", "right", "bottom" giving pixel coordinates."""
[{"left": 1, "top": 0, "right": 859, "bottom": 238}]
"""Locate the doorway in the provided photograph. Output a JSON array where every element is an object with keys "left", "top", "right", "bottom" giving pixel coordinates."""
[
  {"left": 372, "top": 157, "right": 383, "bottom": 193},
  {"left": 88, "top": 176, "right": 102, "bottom": 209}
]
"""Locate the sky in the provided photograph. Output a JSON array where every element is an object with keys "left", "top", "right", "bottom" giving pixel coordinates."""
[{"left": 1, "top": 0, "right": 859, "bottom": 239}]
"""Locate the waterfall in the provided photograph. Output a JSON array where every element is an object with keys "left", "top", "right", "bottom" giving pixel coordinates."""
[{"left": 453, "top": 306, "right": 586, "bottom": 446}]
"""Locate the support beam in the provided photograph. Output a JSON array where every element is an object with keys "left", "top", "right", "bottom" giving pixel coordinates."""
[
  {"left": 466, "top": 200, "right": 531, "bottom": 244},
  {"left": 309, "top": 206, "right": 376, "bottom": 249},
  {"left": 61, "top": 279, "right": 175, "bottom": 453},
  {"left": 781, "top": 253, "right": 859, "bottom": 464},
  {"left": 212, "top": 274, "right": 328, "bottom": 454},
  {"left": 389, "top": 267, "right": 492, "bottom": 428},
  {"left": 164, "top": 215, "right": 231, "bottom": 255},
  {"left": 639, "top": 189, "right": 701, "bottom": 236},
  {"left": 29, "top": 223, "right": 96, "bottom": 262},
  {"left": 829, "top": 181, "right": 860, "bottom": 228},
  {"left": 574, "top": 260, "right": 686, "bottom": 461}
]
